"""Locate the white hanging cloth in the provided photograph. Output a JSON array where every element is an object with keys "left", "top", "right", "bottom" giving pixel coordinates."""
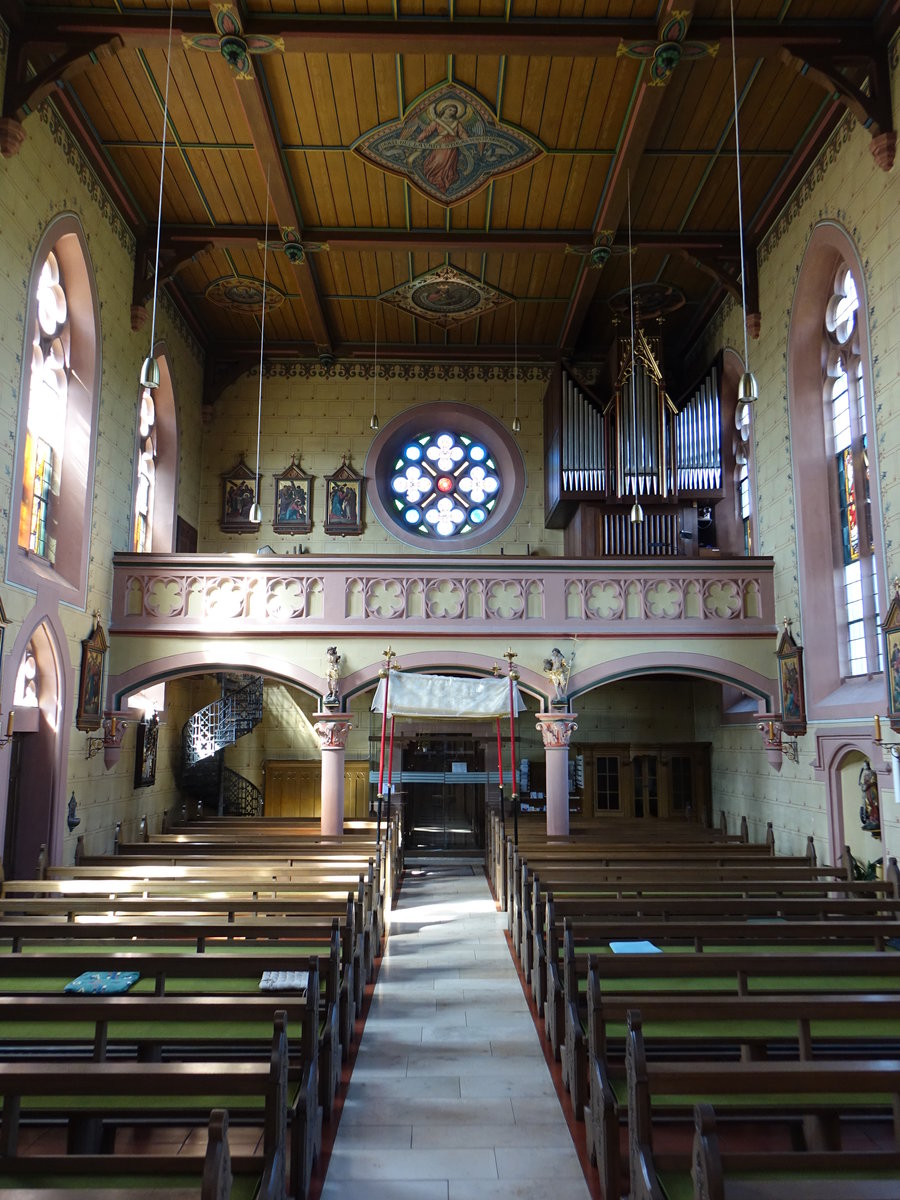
[{"left": 371, "top": 672, "right": 525, "bottom": 720}]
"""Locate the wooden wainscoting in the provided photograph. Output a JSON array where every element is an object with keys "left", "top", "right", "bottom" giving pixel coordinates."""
[{"left": 263, "top": 759, "right": 371, "bottom": 819}]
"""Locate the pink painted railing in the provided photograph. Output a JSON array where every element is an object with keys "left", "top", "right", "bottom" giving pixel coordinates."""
[{"left": 111, "top": 553, "right": 776, "bottom": 638}]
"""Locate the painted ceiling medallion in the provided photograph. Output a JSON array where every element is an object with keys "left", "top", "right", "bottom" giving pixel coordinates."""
[
  {"left": 353, "top": 83, "right": 544, "bottom": 207},
  {"left": 609, "top": 282, "right": 685, "bottom": 322},
  {"left": 205, "top": 275, "right": 285, "bottom": 315},
  {"left": 381, "top": 265, "right": 512, "bottom": 329}
]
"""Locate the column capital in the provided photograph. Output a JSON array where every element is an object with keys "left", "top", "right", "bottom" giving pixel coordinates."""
[
  {"left": 313, "top": 714, "right": 354, "bottom": 750},
  {"left": 535, "top": 711, "right": 578, "bottom": 749}
]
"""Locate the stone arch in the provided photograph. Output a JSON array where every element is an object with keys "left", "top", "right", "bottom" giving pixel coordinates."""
[{"left": 567, "top": 650, "right": 776, "bottom": 707}]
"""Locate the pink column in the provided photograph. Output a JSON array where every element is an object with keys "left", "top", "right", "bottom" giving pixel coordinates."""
[
  {"left": 313, "top": 715, "right": 355, "bottom": 836},
  {"left": 536, "top": 713, "right": 578, "bottom": 837}
]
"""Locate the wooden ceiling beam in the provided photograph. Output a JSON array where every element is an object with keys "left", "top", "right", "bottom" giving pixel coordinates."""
[
  {"left": 162, "top": 225, "right": 741, "bottom": 257},
  {"left": 23, "top": 13, "right": 881, "bottom": 59},
  {"left": 225, "top": 52, "right": 333, "bottom": 359}
]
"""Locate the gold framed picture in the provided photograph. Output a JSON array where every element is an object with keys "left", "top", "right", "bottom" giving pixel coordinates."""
[
  {"left": 76, "top": 616, "right": 107, "bottom": 732},
  {"left": 324, "top": 456, "right": 363, "bottom": 537}
]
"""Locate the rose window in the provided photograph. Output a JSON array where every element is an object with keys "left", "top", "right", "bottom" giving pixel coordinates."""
[{"left": 389, "top": 433, "right": 500, "bottom": 539}]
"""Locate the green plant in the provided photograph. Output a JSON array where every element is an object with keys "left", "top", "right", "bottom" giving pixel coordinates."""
[{"left": 847, "top": 852, "right": 883, "bottom": 880}]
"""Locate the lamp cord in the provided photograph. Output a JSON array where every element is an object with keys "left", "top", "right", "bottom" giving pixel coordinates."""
[
  {"left": 255, "top": 164, "right": 271, "bottom": 494},
  {"left": 627, "top": 169, "right": 638, "bottom": 499},
  {"left": 513, "top": 300, "right": 518, "bottom": 422},
  {"left": 730, "top": 0, "right": 751, "bottom": 375},
  {"left": 148, "top": 0, "right": 175, "bottom": 363},
  {"left": 373, "top": 300, "right": 378, "bottom": 418}
]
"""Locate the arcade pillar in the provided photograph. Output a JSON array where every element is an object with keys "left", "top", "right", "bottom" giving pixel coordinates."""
[
  {"left": 536, "top": 712, "right": 578, "bottom": 836},
  {"left": 313, "top": 714, "right": 354, "bottom": 836}
]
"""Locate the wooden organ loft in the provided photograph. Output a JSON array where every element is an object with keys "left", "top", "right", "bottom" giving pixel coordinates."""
[{"left": 545, "top": 329, "right": 734, "bottom": 558}]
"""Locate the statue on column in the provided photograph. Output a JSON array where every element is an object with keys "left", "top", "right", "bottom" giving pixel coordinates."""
[
  {"left": 543, "top": 647, "right": 569, "bottom": 707},
  {"left": 324, "top": 645, "right": 342, "bottom": 708}
]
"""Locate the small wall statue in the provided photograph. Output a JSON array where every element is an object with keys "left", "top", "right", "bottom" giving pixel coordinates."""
[{"left": 859, "top": 759, "right": 881, "bottom": 832}]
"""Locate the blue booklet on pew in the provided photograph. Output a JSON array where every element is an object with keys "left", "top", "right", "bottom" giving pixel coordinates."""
[{"left": 609, "top": 940, "right": 661, "bottom": 954}]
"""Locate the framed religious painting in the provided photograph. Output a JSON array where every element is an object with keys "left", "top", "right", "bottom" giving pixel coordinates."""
[
  {"left": 76, "top": 615, "right": 107, "bottom": 731},
  {"left": 882, "top": 585, "right": 900, "bottom": 731},
  {"left": 134, "top": 714, "right": 159, "bottom": 788},
  {"left": 272, "top": 455, "right": 312, "bottom": 535},
  {"left": 776, "top": 620, "right": 806, "bottom": 737},
  {"left": 324, "top": 456, "right": 364, "bottom": 537},
  {"left": 220, "top": 455, "right": 261, "bottom": 533}
]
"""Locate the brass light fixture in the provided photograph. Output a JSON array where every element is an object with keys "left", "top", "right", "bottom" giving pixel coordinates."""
[
  {"left": 139, "top": 0, "right": 175, "bottom": 391},
  {"left": 249, "top": 165, "right": 271, "bottom": 525},
  {"left": 730, "top": 0, "right": 758, "bottom": 405}
]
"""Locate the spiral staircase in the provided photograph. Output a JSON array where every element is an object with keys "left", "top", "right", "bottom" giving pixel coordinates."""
[{"left": 180, "top": 674, "right": 264, "bottom": 816}]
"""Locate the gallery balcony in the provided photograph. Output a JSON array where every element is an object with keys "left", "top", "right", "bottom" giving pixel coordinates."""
[{"left": 110, "top": 552, "right": 776, "bottom": 639}]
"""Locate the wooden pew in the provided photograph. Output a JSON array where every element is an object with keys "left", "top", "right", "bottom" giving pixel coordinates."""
[
  {"left": 689, "top": 1102, "right": 900, "bottom": 1200},
  {"left": 0, "top": 1109, "right": 253, "bottom": 1200},
  {"left": 507, "top": 832, "right": 820, "bottom": 952},
  {"left": 60, "top": 842, "right": 385, "bottom": 971},
  {"left": 0, "top": 884, "right": 363, "bottom": 1046},
  {"left": 0, "top": 933, "right": 343, "bottom": 1121},
  {"left": 0, "top": 1016, "right": 294, "bottom": 1200},
  {"left": 534, "top": 888, "right": 900, "bottom": 1018},
  {"left": 0, "top": 994, "right": 321, "bottom": 1200},
  {"left": 625, "top": 1011, "right": 900, "bottom": 1200},
  {"left": 542, "top": 913, "right": 900, "bottom": 1065},
  {"left": 583, "top": 975, "right": 900, "bottom": 1200}
]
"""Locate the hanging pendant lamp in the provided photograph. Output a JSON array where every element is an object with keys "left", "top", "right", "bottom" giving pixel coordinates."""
[
  {"left": 248, "top": 165, "right": 271, "bottom": 525},
  {"left": 140, "top": 0, "right": 175, "bottom": 391},
  {"left": 370, "top": 300, "right": 380, "bottom": 431},
  {"left": 512, "top": 301, "right": 521, "bottom": 434},
  {"left": 730, "top": 0, "right": 758, "bottom": 405}
]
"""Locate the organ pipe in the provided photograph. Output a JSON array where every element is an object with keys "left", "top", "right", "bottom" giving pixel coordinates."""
[
  {"left": 675, "top": 364, "right": 721, "bottom": 494},
  {"left": 560, "top": 366, "right": 606, "bottom": 495}
]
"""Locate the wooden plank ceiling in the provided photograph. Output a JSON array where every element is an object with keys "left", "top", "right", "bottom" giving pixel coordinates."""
[{"left": 3, "top": 0, "right": 896, "bottom": 390}]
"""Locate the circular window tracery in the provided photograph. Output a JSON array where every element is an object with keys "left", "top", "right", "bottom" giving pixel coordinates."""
[
  {"left": 389, "top": 432, "right": 501, "bottom": 539},
  {"left": 366, "top": 401, "right": 526, "bottom": 553}
]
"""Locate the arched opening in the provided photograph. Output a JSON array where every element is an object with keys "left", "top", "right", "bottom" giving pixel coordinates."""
[{"left": 3, "top": 622, "right": 63, "bottom": 877}]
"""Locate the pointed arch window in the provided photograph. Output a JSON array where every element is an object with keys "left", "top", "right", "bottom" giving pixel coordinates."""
[
  {"left": 9, "top": 217, "right": 100, "bottom": 603},
  {"left": 20, "top": 251, "right": 70, "bottom": 563},
  {"left": 824, "top": 265, "right": 881, "bottom": 677}
]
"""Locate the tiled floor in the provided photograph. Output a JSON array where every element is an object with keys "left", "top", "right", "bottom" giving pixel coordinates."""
[{"left": 320, "top": 859, "right": 593, "bottom": 1200}]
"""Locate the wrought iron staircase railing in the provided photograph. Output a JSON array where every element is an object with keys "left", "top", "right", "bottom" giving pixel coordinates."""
[{"left": 180, "top": 674, "right": 263, "bottom": 816}]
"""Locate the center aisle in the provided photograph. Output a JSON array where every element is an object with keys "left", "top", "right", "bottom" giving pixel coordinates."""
[{"left": 319, "top": 859, "right": 594, "bottom": 1200}]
